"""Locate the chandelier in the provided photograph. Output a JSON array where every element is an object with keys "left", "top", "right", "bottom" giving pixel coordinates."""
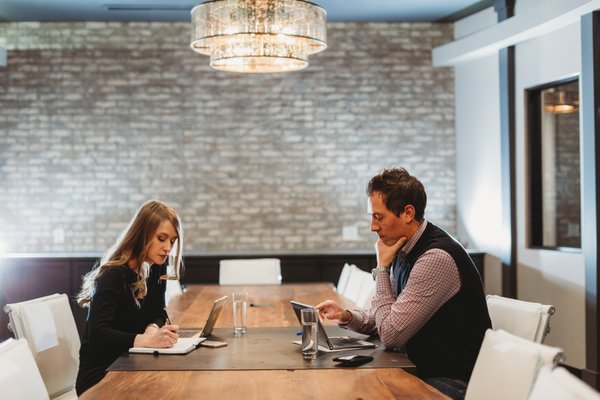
[
  {"left": 190, "top": 0, "right": 327, "bottom": 73},
  {"left": 543, "top": 90, "right": 579, "bottom": 114}
]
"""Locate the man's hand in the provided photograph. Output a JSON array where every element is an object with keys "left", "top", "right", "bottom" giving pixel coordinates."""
[
  {"left": 315, "top": 300, "right": 352, "bottom": 324},
  {"left": 375, "top": 237, "right": 407, "bottom": 267}
]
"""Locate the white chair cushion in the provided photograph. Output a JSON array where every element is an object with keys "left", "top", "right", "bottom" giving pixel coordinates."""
[
  {"left": 219, "top": 258, "right": 282, "bottom": 285},
  {"left": 336, "top": 263, "right": 352, "bottom": 293},
  {"left": 0, "top": 338, "right": 49, "bottom": 400},
  {"left": 465, "top": 329, "right": 563, "bottom": 400},
  {"left": 5, "top": 293, "right": 80, "bottom": 399},
  {"left": 341, "top": 265, "right": 364, "bottom": 303},
  {"left": 529, "top": 366, "right": 600, "bottom": 400},
  {"left": 486, "top": 294, "right": 554, "bottom": 343},
  {"left": 165, "top": 280, "right": 184, "bottom": 306},
  {"left": 356, "top": 273, "right": 376, "bottom": 309}
]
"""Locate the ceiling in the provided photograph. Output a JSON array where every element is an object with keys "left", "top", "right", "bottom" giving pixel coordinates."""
[{"left": 0, "top": 0, "right": 493, "bottom": 23}]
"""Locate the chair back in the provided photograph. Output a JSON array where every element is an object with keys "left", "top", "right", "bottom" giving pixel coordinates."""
[
  {"left": 336, "top": 263, "right": 352, "bottom": 293},
  {"left": 0, "top": 338, "right": 49, "bottom": 400},
  {"left": 341, "top": 265, "right": 364, "bottom": 303},
  {"left": 4, "top": 293, "right": 80, "bottom": 399},
  {"left": 219, "top": 258, "right": 282, "bottom": 285},
  {"left": 465, "top": 329, "right": 564, "bottom": 400},
  {"left": 486, "top": 294, "right": 555, "bottom": 343},
  {"left": 165, "top": 280, "right": 184, "bottom": 306},
  {"left": 529, "top": 366, "right": 600, "bottom": 400},
  {"left": 356, "top": 273, "right": 376, "bottom": 309}
]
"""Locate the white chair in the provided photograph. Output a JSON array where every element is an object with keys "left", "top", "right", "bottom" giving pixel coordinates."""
[
  {"left": 486, "top": 294, "right": 555, "bottom": 343},
  {"left": 0, "top": 338, "right": 49, "bottom": 400},
  {"left": 465, "top": 329, "right": 564, "bottom": 400},
  {"left": 336, "top": 263, "right": 352, "bottom": 293},
  {"left": 219, "top": 258, "right": 282, "bottom": 285},
  {"left": 356, "top": 273, "right": 376, "bottom": 309},
  {"left": 529, "top": 366, "right": 600, "bottom": 400},
  {"left": 341, "top": 264, "right": 364, "bottom": 303},
  {"left": 165, "top": 280, "right": 184, "bottom": 306},
  {"left": 164, "top": 264, "right": 184, "bottom": 306},
  {"left": 4, "top": 293, "right": 80, "bottom": 399}
]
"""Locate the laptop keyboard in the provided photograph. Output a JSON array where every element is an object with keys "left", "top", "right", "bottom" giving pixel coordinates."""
[
  {"left": 178, "top": 329, "right": 200, "bottom": 338},
  {"left": 330, "top": 336, "right": 361, "bottom": 347}
]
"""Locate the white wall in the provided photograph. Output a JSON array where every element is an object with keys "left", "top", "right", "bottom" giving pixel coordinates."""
[
  {"left": 451, "top": 3, "right": 587, "bottom": 368},
  {"left": 515, "top": 21, "right": 585, "bottom": 367},
  {"left": 454, "top": 54, "right": 504, "bottom": 296},
  {"left": 454, "top": 8, "right": 504, "bottom": 295}
]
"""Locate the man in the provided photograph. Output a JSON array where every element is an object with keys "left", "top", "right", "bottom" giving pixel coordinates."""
[{"left": 316, "top": 167, "right": 491, "bottom": 400}]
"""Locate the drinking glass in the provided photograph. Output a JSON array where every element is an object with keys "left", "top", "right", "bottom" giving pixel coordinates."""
[
  {"left": 301, "top": 308, "right": 318, "bottom": 360},
  {"left": 232, "top": 292, "right": 248, "bottom": 335}
]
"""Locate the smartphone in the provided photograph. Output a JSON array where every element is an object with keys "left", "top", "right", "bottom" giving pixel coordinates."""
[
  {"left": 332, "top": 355, "right": 374, "bottom": 366},
  {"left": 200, "top": 340, "right": 228, "bottom": 348}
]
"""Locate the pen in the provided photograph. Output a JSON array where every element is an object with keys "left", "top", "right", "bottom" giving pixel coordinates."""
[
  {"left": 165, "top": 308, "right": 172, "bottom": 325},
  {"left": 250, "top": 303, "right": 274, "bottom": 307}
]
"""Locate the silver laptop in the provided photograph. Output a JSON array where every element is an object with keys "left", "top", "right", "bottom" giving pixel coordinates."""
[
  {"left": 290, "top": 300, "right": 376, "bottom": 350},
  {"left": 178, "top": 295, "right": 228, "bottom": 338}
]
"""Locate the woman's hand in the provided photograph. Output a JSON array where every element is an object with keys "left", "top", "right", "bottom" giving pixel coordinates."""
[
  {"left": 315, "top": 300, "right": 352, "bottom": 324},
  {"left": 134, "top": 324, "right": 179, "bottom": 348}
]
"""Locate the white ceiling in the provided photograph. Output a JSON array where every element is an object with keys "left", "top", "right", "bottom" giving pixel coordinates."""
[{"left": 0, "top": 0, "right": 493, "bottom": 23}]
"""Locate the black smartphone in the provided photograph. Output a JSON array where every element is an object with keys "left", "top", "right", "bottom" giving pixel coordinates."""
[{"left": 332, "top": 355, "right": 374, "bottom": 367}]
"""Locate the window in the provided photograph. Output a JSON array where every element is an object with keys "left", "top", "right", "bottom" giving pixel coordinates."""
[{"left": 527, "top": 78, "right": 581, "bottom": 250}]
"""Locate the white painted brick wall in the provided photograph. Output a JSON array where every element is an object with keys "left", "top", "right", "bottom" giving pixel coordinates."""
[{"left": 0, "top": 22, "right": 456, "bottom": 252}]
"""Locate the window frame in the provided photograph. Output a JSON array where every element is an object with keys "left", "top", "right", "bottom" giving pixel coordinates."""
[{"left": 526, "top": 76, "right": 582, "bottom": 252}]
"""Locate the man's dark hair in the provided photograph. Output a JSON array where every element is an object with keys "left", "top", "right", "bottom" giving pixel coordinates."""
[{"left": 366, "top": 167, "right": 427, "bottom": 220}]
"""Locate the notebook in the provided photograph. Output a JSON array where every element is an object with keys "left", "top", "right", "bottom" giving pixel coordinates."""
[
  {"left": 290, "top": 300, "right": 377, "bottom": 351},
  {"left": 129, "top": 295, "right": 228, "bottom": 355}
]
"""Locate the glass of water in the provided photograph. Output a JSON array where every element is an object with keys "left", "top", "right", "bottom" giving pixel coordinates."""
[
  {"left": 232, "top": 292, "right": 248, "bottom": 335},
  {"left": 301, "top": 308, "right": 318, "bottom": 360}
]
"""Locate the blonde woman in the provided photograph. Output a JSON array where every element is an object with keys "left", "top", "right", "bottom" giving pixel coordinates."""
[{"left": 75, "top": 200, "right": 183, "bottom": 395}]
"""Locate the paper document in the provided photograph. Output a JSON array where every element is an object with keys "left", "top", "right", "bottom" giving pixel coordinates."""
[{"left": 129, "top": 337, "right": 206, "bottom": 355}]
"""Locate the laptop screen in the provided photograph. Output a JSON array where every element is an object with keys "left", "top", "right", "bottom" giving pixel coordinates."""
[
  {"left": 200, "top": 295, "right": 228, "bottom": 337},
  {"left": 289, "top": 300, "right": 334, "bottom": 349}
]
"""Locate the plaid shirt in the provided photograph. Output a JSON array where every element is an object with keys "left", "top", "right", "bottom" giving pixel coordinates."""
[{"left": 345, "top": 220, "right": 461, "bottom": 348}]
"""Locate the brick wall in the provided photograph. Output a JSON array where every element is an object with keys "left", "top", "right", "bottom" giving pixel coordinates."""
[
  {"left": 0, "top": 21, "right": 456, "bottom": 253},
  {"left": 555, "top": 106, "right": 581, "bottom": 248}
]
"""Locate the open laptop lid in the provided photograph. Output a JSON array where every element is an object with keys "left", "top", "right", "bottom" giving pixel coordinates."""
[
  {"left": 199, "top": 295, "right": 228, "bottom": 337},
  {"left": 290, "top": 300, "right": 335, "bottom": 349}
]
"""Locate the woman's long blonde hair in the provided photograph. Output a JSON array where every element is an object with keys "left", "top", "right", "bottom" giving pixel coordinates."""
[{"left": 77, "top": 200, "right": 184, "bottom": 308}]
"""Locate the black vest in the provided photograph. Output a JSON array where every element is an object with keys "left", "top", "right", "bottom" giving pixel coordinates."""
[{"left": 395, "top": 222, "right": 491, "bottom": 381}]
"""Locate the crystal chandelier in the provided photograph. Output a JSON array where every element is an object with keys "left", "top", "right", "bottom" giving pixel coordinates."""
[{"left": 190, "top": 0, "right": 327, "bottom": 73}]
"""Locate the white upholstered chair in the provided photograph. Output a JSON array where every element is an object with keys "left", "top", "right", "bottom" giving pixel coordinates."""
[
  {"left": 164, "top": 264, "right": 184, "bottom": 306},
  {"left": 0, "top": 338, "right": 49, "bottom": 400},
  {"left": 341, "top": 264, "right": 364, "bottom": 303},
  {"left": 165, "top": 279, "right": 184, "bottom": 306},
  {"left": 336, "top": 263, "right": 352, "bottom": 293},
  {"left": 355, "top": 273, "right": 376, "bottom": 309},
  {"left": 529, "top": 366, "right": 600, "bottom": 400},
  {"left": 486, "top": 294, "right": 555, "bottom": 343},
  {"left": 4, "top": 293, "right": 80, "bottom": 399},
  {"left": 219, "top": 258, "right": 282, "bottom": 285},
  {"left": 465, "top": 329, "right": 564, "bottom": 400}
]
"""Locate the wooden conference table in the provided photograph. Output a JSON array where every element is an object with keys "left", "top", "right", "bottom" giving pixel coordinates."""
[{"left": 80, "top": 283, "right": 449, "bottom": 400}]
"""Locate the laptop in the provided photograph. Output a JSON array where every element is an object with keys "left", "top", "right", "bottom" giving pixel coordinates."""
[
  {"left": 178, "top": 295, "right": 228, "bottom": 338},
  {"left": 290, "top": 300, "right": 376, "bottom": 351}
]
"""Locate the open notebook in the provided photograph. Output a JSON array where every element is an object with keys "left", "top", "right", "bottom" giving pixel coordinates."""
[
  {"left": 129, "top": 295, "right": 228, "bottom": 355},
  {"left": 290, "top": 300, "right": 376, "bottom": 352}
]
